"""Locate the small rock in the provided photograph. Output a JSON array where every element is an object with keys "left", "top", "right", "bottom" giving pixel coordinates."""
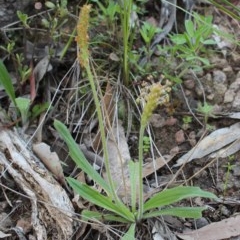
[
  {"left": 210, "top": 56, "right": 228, "bottom": 68},
  {"left": 196, "top": 217, "right": 209, "bottom": 229},
  {"left": 175, "top": 130, "right": 185, "bottom": 144},
  {"left": 170, "top": 146, "right": 180, "bottom": 155},
  {"left": 213, "top": 70, "right": 227, "bottom": 83},
  {"left": 220, "top": 205, "right": 231, "bottom": 217},
  {"left": 165, "top": 117, "right": 177, "bottom": 126},
  {"left": 207, "top": 93, "right": 215, "bottom": 100},
  {"left": 224, "top": 89, "right": 235, "bottom": 103},
  {"left": 150, "top": 114, "right": 165, "bottom": 128},
  {"left": 195, "top": 86, "right": 204, "bottom": 96},
  {"left": 229, "top": 78, "right": 240, "bottom": 92},
  {"left": 189, "top": 131, "right": 197, "bottom": 146},
  {"left": 231, "top": 52, "right": 240, "bottom": 64},
  {"left": 233, "top": 165, "right": 240, "bottom": 177},
  {"left": 183, "top": 79, "right": 195, "bottom": 89}
]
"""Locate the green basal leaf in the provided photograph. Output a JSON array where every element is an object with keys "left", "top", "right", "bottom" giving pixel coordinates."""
[
  {"left": 0, "top": 61, "right": 16, "bottom": 106},
  {"left": 170, "top": 34, "right": 187, "bottom": 45},
  {"left": 67, "top": 178, "right": 135, "bottom": 222},
  {"left": 82, "top": 210, "right": 131, "bottom": 223},
  {"left": 121, "top": 223, "right": 136, "bottom": 240},
  {"left": 54, "top": 120, "right": 111, "bottom": 194},
  {"left": 185, "top": 19, "right": 194, "bottom": 38},
  {"left": 143, "top": 206, "right": 207, "bottom": 219},
  {"left": 201, "top": 39, "right": 216, "bottom": 45},
  {"left": 144, "top": 186, "right": 217, "bottom": 211},
  {"left": 15, "top": 97, "right": 31, "bottom": 125},
  {"left": 129, "top": 161, "right": 139, "bottom": 213}
]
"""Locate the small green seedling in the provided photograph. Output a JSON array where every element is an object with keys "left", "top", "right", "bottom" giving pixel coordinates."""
[
  {"left": 182, "top": 115, "right": 192, "bottom": 130},
  {"left": 170, "top": 13, "right": 216, "bottom": 71},
  {"left": 91, "top": 0, "right": 120, "bottom": 30},
  {"left": 197, "top": 101, "right": 215, "bottom": 126},
  {"left": 140, "top": 21, "right": 162, "bottom": 60},
  {"left": 140, "top": 21, "right": 162, "bottom": 46},
  {"left": 15, "top": 54, "right": 31, "bottom": 83},
  {"left": 17, "top": 10, "right": 30, "bottom": 28},
  {"left": 223, "top": 155, "right": 236, "bottom": 196}
]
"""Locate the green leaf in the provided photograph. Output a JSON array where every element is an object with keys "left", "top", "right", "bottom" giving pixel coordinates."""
[
  {"left": 170, "top": 34, "right": 187, "bottom": 45},
  {"left": 121, "top": 223, "right": 136, "bottom": 240},
  {"left": 144, "top": 186, "right": 217, "bottom": 211},
  {"left": 67, "top": 178, "right": 135, "bottom": 222},
  {"left": 143, "top": 206, "right": 207, "bottom": 219},
  {"left": 31, "top": 102, "right": 50, "bottom": 120},
  {"left": 185, "top": 19, "right": 195, "bottom": 38},
  {"left": 82, "top": 210, "right": 131, "bottom": 223},
  {"left": 15, "top": 97, "right": 31, "bottom": 125},
  {"left": 54, "top": 120, "right": 111, "bottom": 194},
  {"left": 201, "top": 39, "right": 216, "bottom": 45},
  {"left": 129, "top": 161, "right": 139, "bottom": 213},
  {"left": 0, "top": 61, "right": 16, "bottom": 106}
]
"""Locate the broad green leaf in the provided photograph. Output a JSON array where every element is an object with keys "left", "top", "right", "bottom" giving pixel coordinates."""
[
  {"left": 0, "top": 61, "right": 16, "bottom": 106},
  {"left": 82, "top": 210, "right": 131, "bottom": 223},
  {"left": 170, "top": 34, "right": 187, "bottom": 45},
  {"left": 121, "top": 223, "right": 136, "bottom": 240},
  {"left": 185, "top": 19, "right": 195, "bottom": 38},
  {"left": 144, "top": 186, "right": 217, "bottom": 211},
  {"left": 54, "top": 120, "right": 111, "bottom": 194},
  {"left": 143, "top": 206, "right": 207, "bottom": 219},
  {"left": 15, "top": 97, "right": 31, "bottom": 125},
  {"left": 67, "top": 178, "right": 135, "bottom": 222}
]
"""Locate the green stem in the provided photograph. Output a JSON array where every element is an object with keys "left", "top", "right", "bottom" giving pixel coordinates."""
[
  {"left": 137, "top": 122, "right": 146, "bottom": 220},
  {"left": 60, "top": 28, "right": 76, "bottom": 61},
  {"left": 121, "top": 0, "right": 133, "bottom": 86},
  {"left": 85, "top": 63, "right": 119, "bottom": 202}
]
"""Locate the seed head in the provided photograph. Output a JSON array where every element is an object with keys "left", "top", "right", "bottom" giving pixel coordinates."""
[{"left": 75, "top": 4, "right": 91, "bottom": 67}]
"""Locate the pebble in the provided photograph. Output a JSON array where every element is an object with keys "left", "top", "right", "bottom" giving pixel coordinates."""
[
  {"left": 175, "top": 130, "right": 185, "bottom": 144},
  {"left": 224, "top": 89, "right": 235, "bottom": 103},
  {"left": 233, "top": 165, "right": 240, "bottom": 177},
  {"left": 220, "top": 205, "right": 231, "bottom": 217},
  {"left": 196, "top": 217, "right": 209, "bottom": 229},
  {"left": 184, "top": 79, "right": 195, "bottom": 89},
  {"left": 150, "top": 114, "right": 165, "bottom": 128},
  {"left": 213, "top": 70, "right": 227, "bottom": 83}
]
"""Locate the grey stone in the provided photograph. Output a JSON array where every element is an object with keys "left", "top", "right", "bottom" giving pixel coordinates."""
[
  {"left": 213, "top": 70, "right": 227, "bottom": 83},
  {"left": 196, "top": 217, "right": 209, "bottom": 229},
  {"left": 233, "top": 165, "right": 240, "bottom": 177},
  {"left": 224, "top": 89, "right": 235, "bottom": 103}
]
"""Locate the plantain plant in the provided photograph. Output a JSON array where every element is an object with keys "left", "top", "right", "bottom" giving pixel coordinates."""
[{"left": 54, "top": 5, "right": 218, "bottom": 239}]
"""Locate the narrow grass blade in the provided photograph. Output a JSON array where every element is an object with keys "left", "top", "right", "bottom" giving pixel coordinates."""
[
  {"left": 67, "top": 177, "right": 135, "bottom": 222},
  {"left": 144, "top": 186, "right": 217, "bottom": 211},
  {"left": 143, "top": 206, "right": 207, "bottom": 219},
  {"left": 121, "top": 223, "right": 136, "bottom": 240},
  {"left": 82, "top": 210, "right": 131, "bottom": 223},
  {"left": 54, "top": 120, "right": 111, "bottom": 194},
  {"left": 0, "top": 61, "right": 16, "bottom": 106}
]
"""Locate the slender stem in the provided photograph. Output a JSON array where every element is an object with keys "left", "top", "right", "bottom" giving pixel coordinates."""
[
  {"left": 137, "top": 122, "right": 146, "bottom": 220},
  {"left": 85, "top": 63, "right": 119, "bottom": 202}
]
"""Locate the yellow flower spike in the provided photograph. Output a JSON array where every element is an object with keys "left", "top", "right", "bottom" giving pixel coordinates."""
[
  {"left": 76, "top": 4, "right": 91, "bottom": 67},
  {"left": 141, "top": 83, "right": 170, "bottom": 127}
]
